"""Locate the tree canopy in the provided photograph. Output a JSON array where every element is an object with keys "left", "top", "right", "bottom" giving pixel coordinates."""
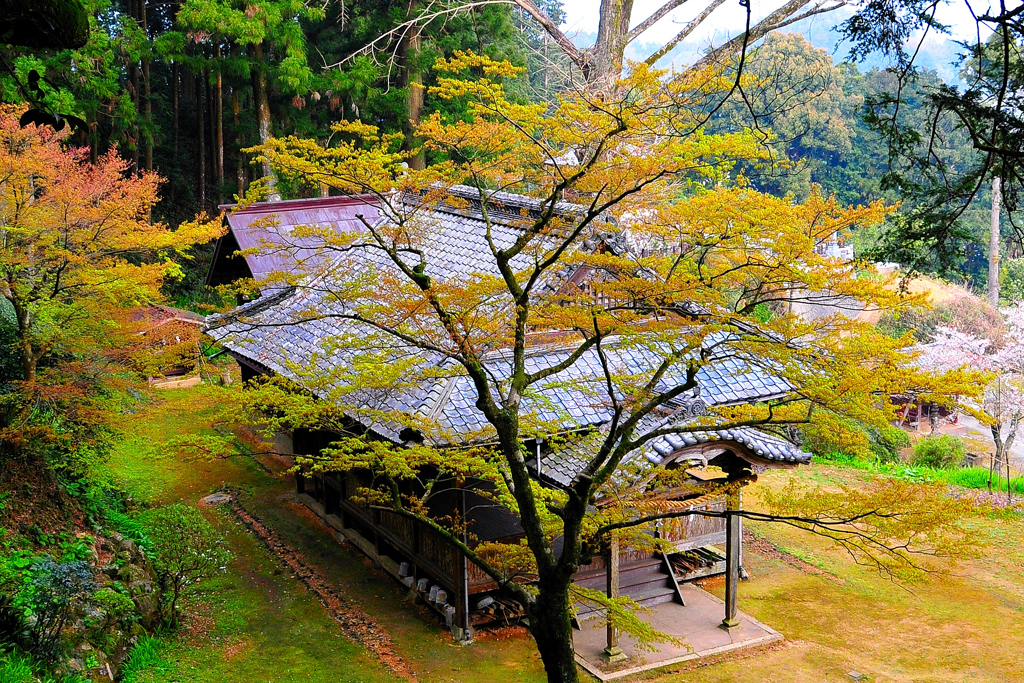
[{"left": 210, "top": 53, "right": 976, "bottom": 683}]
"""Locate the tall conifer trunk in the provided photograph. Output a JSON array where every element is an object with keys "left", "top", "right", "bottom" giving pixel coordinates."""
[
  {"left": 197, "top": 72, "right": 206, "bottom": 209},
  {"left": 129, "top": 0, "right": 140, "bottom": 173},
  {"left": 171, "top": 60, "right": 179, "bottom": 203},
  {"left": 206, "top": 70, "right": 216, "bottom": 204},
  {"left": 233, "top": 88, "right": 244, "bottom": 196},
  {"left": 215, "top": 44, "right": 225, "bottom": 206},
  {"left": 250, "top": 42, "right": 277, "bottom": 197},
  {"left": 399, "top": 1, "right": 425, "bottom": 170},
  {"left": 990, "top": 176, "right": 1001, "bottom": 306},
  {"left": 140, "top": 0, "right": 152, "bottom": 172}
]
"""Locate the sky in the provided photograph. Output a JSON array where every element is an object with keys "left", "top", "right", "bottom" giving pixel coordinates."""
[{"left": 557, "top": 0, "right": 991, "bottom": 51}]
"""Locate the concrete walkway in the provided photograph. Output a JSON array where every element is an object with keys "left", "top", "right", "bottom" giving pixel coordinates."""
[{"left": 573, "top": 584, "right": 781, "bottom": 681}]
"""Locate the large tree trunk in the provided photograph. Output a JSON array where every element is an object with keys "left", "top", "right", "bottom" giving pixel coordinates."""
[
  {"left": 250, "top": 42, "right": 277, "bottom": 197},
  {"left": 129, "top": 0, "right": 140, "bottom": 173},
  {"left": 233, "top": 87, "right": 245, "bottom": 197},
  {"left": 528, "top": 575, "right": 580, "bottom": 683},
  {"left": 591, "top": 0, "right": 634, "bottom": 85},
  {"left": 990, "top": 176, "right": 1001, "bottom": 306},
  {"left": 399, "top": 4, "right": 425, "bottom": 170},
  {"left": 206, "top": 70, "right": 216, "bottom": 204}
]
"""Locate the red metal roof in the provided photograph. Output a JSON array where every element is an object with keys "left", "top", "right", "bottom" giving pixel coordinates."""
[{"left": 219, "top": 195, "right": 381, "bottom": 284}]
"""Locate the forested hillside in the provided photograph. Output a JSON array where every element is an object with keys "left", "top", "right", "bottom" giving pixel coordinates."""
[{"left": 0, "top": 5, "right": 1001, "bottom": 290}]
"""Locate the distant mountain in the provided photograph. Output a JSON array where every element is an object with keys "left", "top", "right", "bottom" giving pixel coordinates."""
[{"left": 566, "top": 10, "right": 964, "bottom": 83}]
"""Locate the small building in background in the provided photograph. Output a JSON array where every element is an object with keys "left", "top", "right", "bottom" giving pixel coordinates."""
[{"left": 132, "top": 305, "right": 206, "bottom": 388}]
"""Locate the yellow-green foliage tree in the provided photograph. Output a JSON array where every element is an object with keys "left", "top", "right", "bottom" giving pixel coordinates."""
[
  {"left": 0, "top": 105, "right": 221, "bottom": 463},
  {"left": 222, "top": 55, "right": 977, "bottom": 683}
]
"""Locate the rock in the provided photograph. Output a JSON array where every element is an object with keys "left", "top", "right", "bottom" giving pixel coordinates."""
[
  {"left": 475, "top": 596, "right": 495, "bottom": 610},
  {"left": 201, "top": 492, "right": 234, "bottom": 505},
  {"left": 119, "top": 537, "right": 136, "bottom": 554},
  {"left": 119, "top": 564, "right": 148, "bottom": 583},
  {"left": 847, "top": 673, "right": 868, "bottom": 682},
  {"left": 132, "top": 593, "right": 158, "bottom": 624}
]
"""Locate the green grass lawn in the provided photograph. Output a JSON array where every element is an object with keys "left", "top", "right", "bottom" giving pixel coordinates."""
[
  {"left": 101, "top": 384, "right": 1024, "bottom": 683},
  {"left": 99, "top": 384, "right": 546, "bottom": 683}
]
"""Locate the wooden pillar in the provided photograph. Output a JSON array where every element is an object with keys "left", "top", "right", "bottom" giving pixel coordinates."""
[
  {"left": 603, "top": 531, "right": 626, "bottom": 662},
  {"left": 721, "top": 488, "right": 741, "bottom": 631},
  {"left": 738, "top": 490, "right": 749, "bottom": 580},
  {"left": 456, "top": 483, "right": 472, "bottom": 641}
]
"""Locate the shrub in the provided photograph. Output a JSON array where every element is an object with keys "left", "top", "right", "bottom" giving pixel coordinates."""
[
  {"left": 869, "top": 423, "right": 912, "bottom": 463},
  {"left": 92, "top": 587, "right": 136, "bottom": 630},
  {"left": 877, "top": 294, "right": 1004, "bottom": 345},
  {"left": 911, "top": 435, "right": 966, "bottom": 469},
  {"left": 22, "top": 558, "right": 95, "bottom": 658},
  {"left": 141, "top": 504, "right": 231, "bottom": 628},
  {"left": 1001, "top": 258, "right": 1024, "bottom": 304},
  {"left": 0, "top": 593, "right": 29, "bottom": 650}
]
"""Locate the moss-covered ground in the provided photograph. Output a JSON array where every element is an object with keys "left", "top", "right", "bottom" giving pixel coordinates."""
[{"left": 102, "top": 383, "right": 1024, "bottom": 683}]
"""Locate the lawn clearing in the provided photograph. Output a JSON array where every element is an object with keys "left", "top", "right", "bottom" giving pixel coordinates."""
[{"left": 99, "top": 383, "right": 1024, "bottom": 682}]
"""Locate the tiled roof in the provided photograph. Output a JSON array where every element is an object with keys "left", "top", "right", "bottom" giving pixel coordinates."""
[
  {"left": 541, "top": 411, "right": 811, "bottom": 488},
  {"left": 208, "top": 187, "right": 805, "bottom": 468},
  {"left": 219, "top": 194, "right": 381, "bottom": 286}
]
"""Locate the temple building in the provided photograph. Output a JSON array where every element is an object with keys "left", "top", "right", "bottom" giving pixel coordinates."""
[{"left": 204, "top": 187, "right": 812, "bottom": 648}]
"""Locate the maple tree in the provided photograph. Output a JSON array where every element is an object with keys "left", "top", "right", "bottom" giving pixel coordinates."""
[
  {"left": 0, "top": 105, "right": 221, "bottom": 463},
  {"left": 217, "top": 55, "right": 975, "bottom": 683}
]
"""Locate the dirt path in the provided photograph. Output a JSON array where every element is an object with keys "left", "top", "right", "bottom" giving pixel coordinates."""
[{"left": 223, "top": 494, "right": 419, "bottom": 682}]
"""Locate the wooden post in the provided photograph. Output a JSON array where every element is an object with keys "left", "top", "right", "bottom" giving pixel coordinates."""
[
  {"left": 738, "top": 490, "right": 749, "bottom": 580},
  {"left": 603, "top": 531, "right": 626, "bottom": 662},
  {"left": 721, "top": 488, "right": 741, "bottom": 631},
  {"left": 457, "top": 483, "right": 472, "bottom": 641}
]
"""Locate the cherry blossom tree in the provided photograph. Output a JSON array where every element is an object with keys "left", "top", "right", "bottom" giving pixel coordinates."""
[{"left": 918, "top": 306, "right": 1024, "bottom": 501}]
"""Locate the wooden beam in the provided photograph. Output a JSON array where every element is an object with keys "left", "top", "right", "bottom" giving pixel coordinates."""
[{"left": 661, "top": 552, "right": 686, "bottom": 606}]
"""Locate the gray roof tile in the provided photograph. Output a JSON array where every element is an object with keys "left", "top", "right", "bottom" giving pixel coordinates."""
[{"left": 208, "top": 188, "right": 802, "bottom": 463}]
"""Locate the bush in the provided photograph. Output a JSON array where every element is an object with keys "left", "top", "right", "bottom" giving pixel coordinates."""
[
  {"left": 22, "top": 559, "right": 95, "bottom": 659},
  {"left": 91, "top": 587, "right": 136, "bottom": 630},
  {"left": 1001, "top": 258, "right": 1024, "bottom": 304},
  {"left": 877, "top": 294, "right": 1004, "bottom": 345},
  {"left": 869, "top": 423, "right": 912, "bottom": 463},
  {"left": 911, "top": 435, "right": 966, "bottom": 469},
  {"left": 141, "top": 504, "right": 231, "bottom": 627}
]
